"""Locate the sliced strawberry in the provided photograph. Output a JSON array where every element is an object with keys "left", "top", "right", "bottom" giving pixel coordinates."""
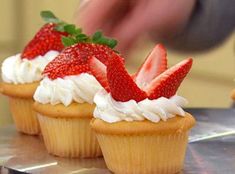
[
  {"left": 135, "top": 44, "right": 167, "bottom": 89},
  {"left": 146, "top": 58, "right": 193, "bottom": 99},
  {"left": 89, "top": 56, "right": 110, "bottom": 92},
  {"left": 107, "top": 53, "right": 147, "bottom": 102},
  {"left": 43, "top": 43, "right": 114, "bottom": 79},
  {"left": 21, "top": 23, "right": 68, "bottom": 60}
]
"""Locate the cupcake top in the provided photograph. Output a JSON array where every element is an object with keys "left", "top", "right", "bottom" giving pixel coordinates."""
[
  {"left": 1, "top": 11, "right": 69, "bottom": 84},
  {"left": 34, "top": 31, "right": 118, "bottom": 106},
  {"left": 89, "top": 44, "right": 193, "bottom": 123}
]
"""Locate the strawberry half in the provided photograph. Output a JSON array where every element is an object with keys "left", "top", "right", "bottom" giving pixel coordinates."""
[
  {"left": 21, "top": 23, "right": 68, "bottom": 60},
  {"left": 43, "top": 43, "right": 114, "bottom": 79},
  {"left": 146, "top": 58, "right": 193, "bottom": 99},
  {"left": 134, "top": 44, "right": 167, "bottom": 89},
  {"left": 107, "top": 53, "right": 147, "bottom": 102},
  {"left": 89, "top": 56, "right": 110, "bottom": 92}
]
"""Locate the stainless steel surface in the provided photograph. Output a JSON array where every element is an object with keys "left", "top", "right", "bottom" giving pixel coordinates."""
[
  {"left": 187, "top": 108, "right": 235, "bottom": 142},
  {"left": 0, "top": 108, "right": 235, "bottom": 174}
]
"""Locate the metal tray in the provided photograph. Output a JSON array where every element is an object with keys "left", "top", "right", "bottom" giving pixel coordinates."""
[{"left": 1, "top": 108, "right": 235, "bottom": 174}]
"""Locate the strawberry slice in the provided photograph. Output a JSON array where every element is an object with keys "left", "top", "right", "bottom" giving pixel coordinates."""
[
  {"left": 43, "top": 43, "right": 114, "bottom": 79},
  {"left": 135, "top": 44, "right": 167, "bottom": 89},
  {"left": 89, "top": 56, "right": 110, "bottom": 92},
  {"left": 146, "top": 58, "right": 193, "bottom": 99},
  {"left": 21, "top": 23, "right": 68, "bottom": 60},
  {"left": 107, "top": 53, "right": 147, "bottom": 102}
]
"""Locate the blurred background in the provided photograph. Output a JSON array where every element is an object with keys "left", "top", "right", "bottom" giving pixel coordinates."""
[{"left": 0, "top": 0, "right": 234, "bottom": 126}]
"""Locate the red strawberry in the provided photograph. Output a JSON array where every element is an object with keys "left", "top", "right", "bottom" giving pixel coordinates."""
[
  {"left": 74, "top": 43, "right": 114, "bottom": 66},
  {"left": 134, "top": 44, "right": 167, "bottom": 89},
  {"left": 43, "top": 43, "right": 114, "bottom": 79},
  {"left": 145, "top": 58, "right": 193, "bottom": 99},
  {"left": 107, "top": 53, "right": 147, "bottom": 102},
  {"left": 89, "top": 56, "right": 110, "bottom": 92},
  {"left": 21, "top": 23, "right": 68, "bottom": 60},
  {"left": 43, "top": 45, "right": 89, "bottom": 79},
  {"left": 89, "top": 45, "right": 192, "bottom": 102}
]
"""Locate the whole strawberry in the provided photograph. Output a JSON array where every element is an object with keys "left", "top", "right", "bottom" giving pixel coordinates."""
[
  {"left": 43, "top": 43, "right": 115, "bottom": 80},
  {"left": 43, "top": 29, "right": 118, "bottom": 80},
  {"left": 21, "top": 23, "right": 68, "bottom": 59},
  {"left": 21, "top": 11, "right": 69, "bottom": 60}
]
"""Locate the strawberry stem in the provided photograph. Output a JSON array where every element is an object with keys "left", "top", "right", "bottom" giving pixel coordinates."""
[
  {"left": 91, "top": 31, "right": 117, "bottom": 49},
  {"left": 61, "top": 30, "right": 118, "bottom": 49},
  {"left": 40, "top": 10, "right": 118, "bottom": 49}
]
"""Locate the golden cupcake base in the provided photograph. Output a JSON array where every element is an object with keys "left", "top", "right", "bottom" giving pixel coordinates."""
[
  {"left": 34, "top": 102, "right": 102, "bottom": 158},
  {"left": 38, "top": 115, "right": 102, "bottom": 158},
  {"left": 91, "top": 114, "right": 195, "bottom": 174},
  {"left": 0, "top": 82, "right": 40, "bottom": 135},
  {"left": 97, "top": 132, "right": 188, "bottom": 174},
  {"left": 0, "top": 82, "right": 38, "bottom": 98},
  {"left": 9, "top": 97, "right": 40, "bottom": 135}
]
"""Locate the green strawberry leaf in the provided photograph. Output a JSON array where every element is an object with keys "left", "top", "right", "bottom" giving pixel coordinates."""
[
  {"left": 76, "top": 33, "right": 88, "bottom": 41},
  {"left": 75, "top": 28, "right": 82, "bottom": 35},
  {"left": 81, "top": 34, "right": 88, "bottom": 38},
  {"left": 40, "top": 10, "right": 60, "bottom": 23},
  {"left": 92, "top": 31, "right": 102, "bottom": 41},
  {"left": 107, "top": 39, "right": 118, "bottom": 49},
  {"left": 91, "top": 31, "right": 118, "bottom": 48},
  {"left": 55, "top": 22, "right": 67, "bottom": 32},
  {"left": 62, "top": 36, "right": 76, "bottom": 47},
  {"left": 64, "top": 24, "right": 77, "bottom": 34},
  {"left": 57, "top": 23, "right": 118, "bottom": 48}
]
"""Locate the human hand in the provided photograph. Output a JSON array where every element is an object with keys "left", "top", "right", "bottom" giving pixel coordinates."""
[{"left": 75, "top": 0, "right": 195, "bottom": 54}]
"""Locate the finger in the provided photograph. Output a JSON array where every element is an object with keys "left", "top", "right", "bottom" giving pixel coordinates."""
[
  {"left": 111, "top": 1, "right": 150, "bottom": 53},
  {"left": 100, "top": 2, "right": 132, "bottom": 35},
  {"left": 75, "top": 0, "right": 120, "bottom": 34}
]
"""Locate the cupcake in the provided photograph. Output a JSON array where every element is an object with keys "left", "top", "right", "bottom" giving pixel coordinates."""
[
  {"left": 0, "top": 11, "right": 68, "bottom": 135},
  {"left": 33, "top": 31, "right": 117, "bottom": 158},
  {"left": 89, "top": 44, "right": 196, "bottom": 174}
]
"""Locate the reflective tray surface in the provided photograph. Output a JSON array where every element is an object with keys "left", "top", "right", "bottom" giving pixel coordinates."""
[{"left": 0, "top": 108, "right": 235, "bottom": 174}]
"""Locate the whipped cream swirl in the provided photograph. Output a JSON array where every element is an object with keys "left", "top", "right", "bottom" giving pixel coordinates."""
[
  {"left": 34, "top": 74, "right": 102, "bottom": 106},
  {"left": 1, "top": 51, "right": 59, "bottom": 84},
  {"left": 94, "top": 90, "right": 188, "bottom": 123}
]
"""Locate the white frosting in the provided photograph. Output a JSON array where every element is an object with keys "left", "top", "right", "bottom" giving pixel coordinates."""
[
  {"left": 34, "top": 73, "right": 102, "bottom": 106},
  {"left": 94, "top": 90, "right": 188, "bottom": 123},
  {"left": 1, "top": 51, "right": 59, "bottom": 84}
]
